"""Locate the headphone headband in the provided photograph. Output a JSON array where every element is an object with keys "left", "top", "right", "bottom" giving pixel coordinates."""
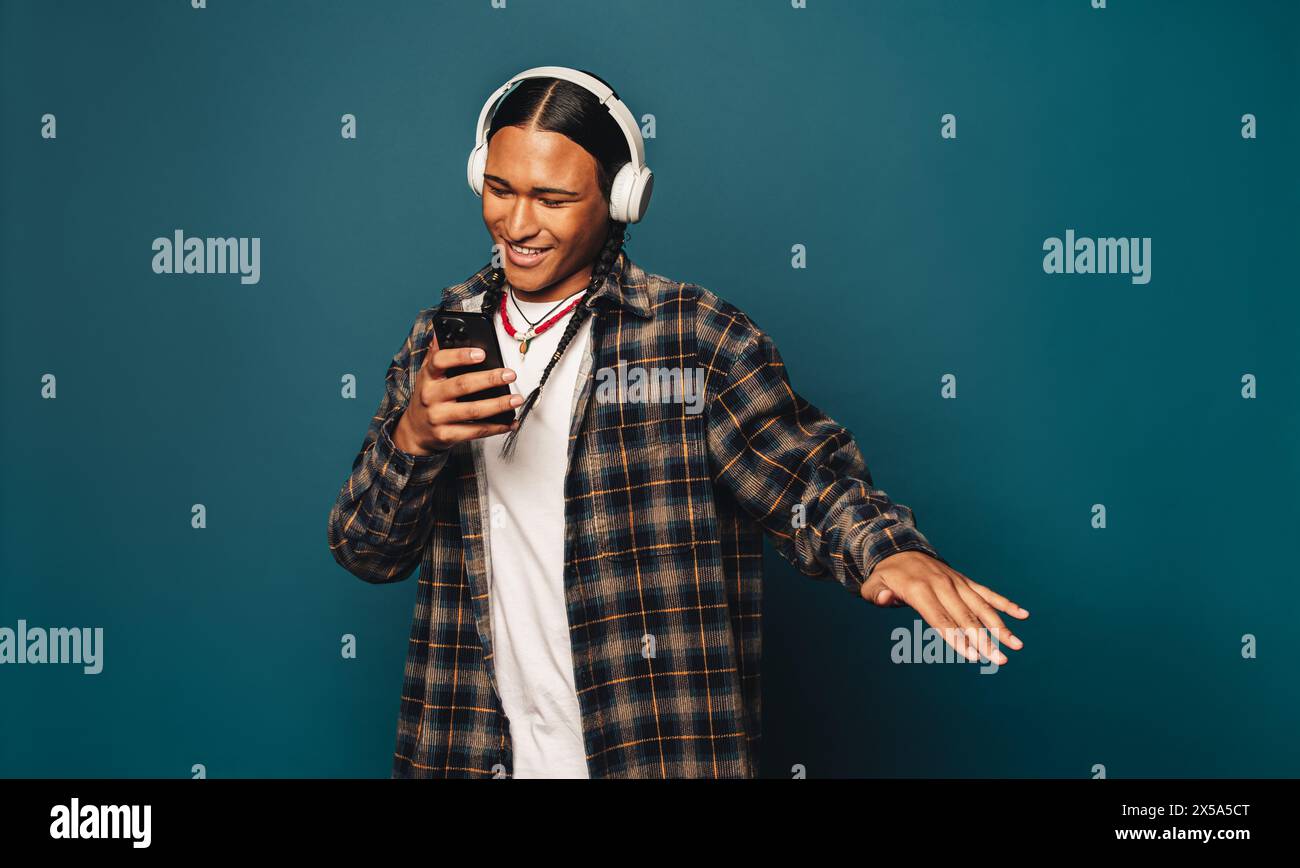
[{"left": 472, "top": 65, "right": 647, "bottom": 169}]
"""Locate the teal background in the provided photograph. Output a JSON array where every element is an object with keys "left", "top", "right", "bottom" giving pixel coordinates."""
[{"left": 1, "top": 0, "right": 1296, "bottom": 777}]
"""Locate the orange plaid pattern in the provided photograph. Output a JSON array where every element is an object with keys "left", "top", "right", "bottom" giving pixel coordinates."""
[{"left": 327, "top": 249, "right": 946, "bottom": 777}]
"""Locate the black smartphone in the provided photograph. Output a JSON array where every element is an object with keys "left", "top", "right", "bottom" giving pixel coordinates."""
[{"left": 431, "top": 309, "right": 516, "bottom": 426}]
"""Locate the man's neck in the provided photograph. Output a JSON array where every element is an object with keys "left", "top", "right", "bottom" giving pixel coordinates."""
[{"left": 509, "top": 263, "right": 595, "bottom": 304}]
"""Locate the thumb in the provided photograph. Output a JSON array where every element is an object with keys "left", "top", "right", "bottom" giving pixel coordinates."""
[{"left": 860, "top": 575, "right": 896, "bottom": 607}]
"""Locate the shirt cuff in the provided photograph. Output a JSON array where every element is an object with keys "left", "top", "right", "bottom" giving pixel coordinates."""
[
  {"left": 373, "top": 404, "right": 451, "bottom": 488},
  {"left": 852, "top": 520, "right": 950, "bottom": 594}
]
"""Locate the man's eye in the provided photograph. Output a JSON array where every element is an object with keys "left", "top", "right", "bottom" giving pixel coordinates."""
[{"left": 488, "top": 188, "right": 563, "bottom": 207}]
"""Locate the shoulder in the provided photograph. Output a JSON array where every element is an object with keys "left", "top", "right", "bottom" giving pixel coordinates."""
[{"left": 636, "top": 264, "right": 769, "bottom": 366}]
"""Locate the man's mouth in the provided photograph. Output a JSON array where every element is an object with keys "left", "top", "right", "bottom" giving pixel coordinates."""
[{"left": 505, "top": 239, "right": 553, "bottom": 267}]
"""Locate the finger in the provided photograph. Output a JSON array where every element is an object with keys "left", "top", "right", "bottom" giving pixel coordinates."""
[
  {"left": 928, "top": 578, "right": 999, "bottom": 664},
  {"left": 954, "top": 581, "right": 1021, "bottom": 654},
  {"left": 955, "top": 572, "right": 1030, "bottom": 619},
  {"left": 448, "top": 422, "right": 515, "bottom": 444},
  {"left": 429, "top": 346, "right": 488, "bottom": 378},
  {"left": 431, "top": 421, "right": 515, "bottom": 445},
  {"left": 435, "top": 392, "right": 523, "bottom": 424},
  {"left": 420, "top": 366, "right": 514, "bottom": 408},
  {"left": 471, "top": 422, "right": 515, "bottom": 440},
  {"left": 907, "top": 587, "right": 980, "bottom": 663},
  {"left": 440, "top": 366, "right": 517, "bottom": 399}
]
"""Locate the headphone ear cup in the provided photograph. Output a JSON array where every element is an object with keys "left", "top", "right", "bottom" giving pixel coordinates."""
[
  {"left": 609, "top": 164, "right": 653, "bottom": 224},
  {"left": 467, "top": 143, "right": 488, "bottom": 196},
  {"left": 607, "top": 163, "right": 633, "bottom": 222},
  {"left": 631, "top": 168, "right": 654, "bottom": 223}
]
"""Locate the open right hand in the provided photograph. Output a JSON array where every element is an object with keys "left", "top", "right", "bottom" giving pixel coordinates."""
[{"left": 393, "top": 331, "right": 522, "bottom": 454}]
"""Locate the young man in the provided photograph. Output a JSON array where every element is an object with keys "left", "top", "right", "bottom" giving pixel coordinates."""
[{"left": 327, "top": 67, "right": 1028, "bottom": 779}]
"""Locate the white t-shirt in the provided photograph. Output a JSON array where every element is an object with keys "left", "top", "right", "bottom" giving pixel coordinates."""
[{"left": 481, "top": 287, "right": 592, "bottom": 779}]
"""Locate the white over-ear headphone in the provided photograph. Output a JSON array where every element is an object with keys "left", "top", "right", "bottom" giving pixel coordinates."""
[{"left": 466, "top": 66, "right": 654, "bottom": 224}]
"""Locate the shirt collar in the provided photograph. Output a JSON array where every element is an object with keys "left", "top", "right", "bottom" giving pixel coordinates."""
[{"left": 441, "top": 248, "right": 651, "bottom": 320}]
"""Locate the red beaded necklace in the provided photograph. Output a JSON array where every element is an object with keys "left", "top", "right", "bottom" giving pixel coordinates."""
[{"left": 499, "top": 288, "right": 586, "bottom": 356}]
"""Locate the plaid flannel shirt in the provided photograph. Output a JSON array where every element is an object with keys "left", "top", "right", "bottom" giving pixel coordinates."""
[{"left": 326, "top": 249, "right": 947, "bottom": 778}]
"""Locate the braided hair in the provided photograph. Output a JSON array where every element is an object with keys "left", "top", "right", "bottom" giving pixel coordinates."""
[{"left": 481, "top": 222, "right": 628, "bottom": 459}]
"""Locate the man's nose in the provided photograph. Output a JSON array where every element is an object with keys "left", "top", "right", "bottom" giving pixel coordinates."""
[{"left": 506, "top": 198, "right": 542, "bottom": 240}]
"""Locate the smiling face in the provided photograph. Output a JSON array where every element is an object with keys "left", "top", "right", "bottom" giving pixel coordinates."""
[{"left": 482, "top": 124, "right": 612, "bottom": 301}]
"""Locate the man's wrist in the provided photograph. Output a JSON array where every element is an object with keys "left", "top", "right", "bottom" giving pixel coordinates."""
[{"left": 392, "top": 410, "right": 435, "bottom": 456}]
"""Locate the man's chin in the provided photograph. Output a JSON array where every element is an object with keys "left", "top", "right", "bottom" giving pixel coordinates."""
[
  {"left": 503, "top": 265, "right": 560, "bottom": 293},
  {"left": 504, "top": 270, "right": 540, "bottom": 291}
]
